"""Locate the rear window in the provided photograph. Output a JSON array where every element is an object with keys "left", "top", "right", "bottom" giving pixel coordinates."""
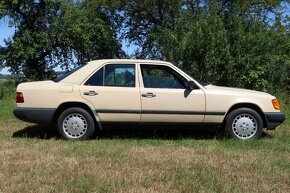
[{"left": 53, "top": 65, "right": 84, "bottom": 82}]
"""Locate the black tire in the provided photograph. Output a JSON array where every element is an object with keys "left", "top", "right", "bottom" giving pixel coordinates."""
[
  {"left": 57, "top": 107, "right": 95, "bottom": 140},
  {"left": 225, "top": 108, "right": 263, "bottom": 139}
]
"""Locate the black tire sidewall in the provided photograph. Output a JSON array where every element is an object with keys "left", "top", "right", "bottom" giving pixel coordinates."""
[
  {"left": 226, "top": 108, "right": 263, "bottom": 139},
  {"left": 57, "top": 107, "right": 95, "bottom": 140}
]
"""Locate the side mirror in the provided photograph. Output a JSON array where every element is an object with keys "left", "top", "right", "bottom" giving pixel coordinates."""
[{"left": 185, "top": 81, "right": 196, "bottom": 90}]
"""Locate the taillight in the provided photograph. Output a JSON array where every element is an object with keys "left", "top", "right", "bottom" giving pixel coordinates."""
[
  {"left": 272, "top": 99, "right": 280, "bottom": 110},
  {"left": 16, "top": 92, "right": 24, "bottom": 103}
]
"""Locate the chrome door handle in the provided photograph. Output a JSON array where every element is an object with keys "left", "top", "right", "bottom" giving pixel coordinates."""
[
  {"left": 142, "top": 92, "right": 156, "bottom": 98},
  {"left": 84, "top": 91, "right": 98, "bottom": 96}
]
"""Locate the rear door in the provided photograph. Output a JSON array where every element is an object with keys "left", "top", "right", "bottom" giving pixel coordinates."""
[
  {"left": 139, "top": 63, "right": 206, "bottom": 124},
  {"left": 79, "top": 63, "right": 141, "bottom": 124}
]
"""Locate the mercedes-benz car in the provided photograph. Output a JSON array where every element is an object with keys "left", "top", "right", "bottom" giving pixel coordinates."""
[{"left": 14, "top": 59, "right": 285, "bottom": 140}]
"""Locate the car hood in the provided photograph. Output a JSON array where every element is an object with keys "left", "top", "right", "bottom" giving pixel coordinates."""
[{"left": 204, "top": 84, "right": 273, "bottom": 97}]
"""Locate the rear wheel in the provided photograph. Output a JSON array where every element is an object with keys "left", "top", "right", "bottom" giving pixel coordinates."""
[
  {"left": 57, "top": 107, "right": 95, "bottom": 140},
  {"left": 225, "top": 108, "right": 263, "bottom": 139}
]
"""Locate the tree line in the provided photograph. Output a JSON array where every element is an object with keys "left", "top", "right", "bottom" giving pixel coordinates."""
[{"left": 0, "top": 0, "right": 289, "bottom": 93}]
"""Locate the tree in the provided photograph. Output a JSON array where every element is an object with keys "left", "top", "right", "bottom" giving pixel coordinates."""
[
  {"left": 117, "top": 0, "right": 182, "bottom": 58},
  {"left": 120, "top": 0, "right": 290, "bottom": 91},
  {"left": 0, "top": 0, "right": 124, "bottom": 80}
]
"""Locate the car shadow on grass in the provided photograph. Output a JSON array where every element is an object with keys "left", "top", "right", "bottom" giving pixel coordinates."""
[
  {"left": 99, "top": 128, "right": 222, "bottom": 140},
  {"left": 98, "top": 126, "right": 273, "bottom": 140},
  {"left": 12, "top": 124, "right": 273, "bottom": 140},
  {"left": 12, "top": 124, "right": 56, "bottom": 139}
]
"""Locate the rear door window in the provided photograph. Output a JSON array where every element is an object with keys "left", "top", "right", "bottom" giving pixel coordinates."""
[{"left": 85, "top": 64, "right": 135, "bottom": 87}]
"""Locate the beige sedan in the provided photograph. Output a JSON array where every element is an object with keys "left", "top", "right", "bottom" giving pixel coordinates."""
[{"left": 14, "top": 59, "right": 285, "bottom": 140}]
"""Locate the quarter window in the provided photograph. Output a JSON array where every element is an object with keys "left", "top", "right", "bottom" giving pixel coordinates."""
[
  {"left": 85, "top": 67, "right": 104, "bottom": 86},
  {"left": 141, "top": 64, "right": 186, "bottom": 89},
  {"left": 85, "top": 64, "right": 135, "bottom": 87}
]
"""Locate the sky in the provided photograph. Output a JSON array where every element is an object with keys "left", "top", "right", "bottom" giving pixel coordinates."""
[
  {"left": 0, "top": 19, "right": 15, "bottom": 74},
  {"left": 0, "top": 19, "right": 137, "bottom": 75}
]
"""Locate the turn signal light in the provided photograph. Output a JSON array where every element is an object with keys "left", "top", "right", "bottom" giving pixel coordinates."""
[
  {"left": 272, "top": 99, "right": 280, "bottom": 110},
  {"left": 16, "top": 92, "right": 24, "bottom": 103}
]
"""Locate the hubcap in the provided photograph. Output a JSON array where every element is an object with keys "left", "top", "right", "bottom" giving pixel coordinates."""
[
  {"left": 232, "top": 113, "right": 257, "bottom": 139},
  {"left": 63, "top": 113, "right": 87, "bottom": 139}
]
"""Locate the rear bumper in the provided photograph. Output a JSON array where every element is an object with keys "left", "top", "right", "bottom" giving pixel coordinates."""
[
  {"left": 264, "top": 112, "right": 286, "bottom": 130},
  {"left": 13, "top": 107, "right": 55, "bottom": 124}
]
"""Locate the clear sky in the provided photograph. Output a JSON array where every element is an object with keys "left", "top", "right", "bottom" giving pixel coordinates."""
[
  {"left": 0, "top": 19, "right": 137, "bottom": 75},
  {"left": 0, "top": 19, "right": 15, "bottom": 74}
]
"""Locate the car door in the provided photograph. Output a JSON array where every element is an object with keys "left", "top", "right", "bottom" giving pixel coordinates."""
[
  {"left": 139, "top": 63, "right": 206, "bottom": 124},
  {"left": 79, "top": 63, "right": 141, "bottom": 124}
]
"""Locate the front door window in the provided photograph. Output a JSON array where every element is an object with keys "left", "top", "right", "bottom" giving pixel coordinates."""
[{"left": 140, "top": 64, "right": 186, "bottom": 89}]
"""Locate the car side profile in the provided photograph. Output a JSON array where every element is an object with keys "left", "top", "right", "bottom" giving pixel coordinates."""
[{"left": 14, "top": 59, "right": 285, "bottom": 140}]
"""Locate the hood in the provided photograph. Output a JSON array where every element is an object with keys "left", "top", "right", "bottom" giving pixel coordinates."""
[{"left": 204, "top": 84, "right": 272, "bottom": 97}]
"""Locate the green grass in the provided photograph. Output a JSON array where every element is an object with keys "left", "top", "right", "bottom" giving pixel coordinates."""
[
  {"left": 0, "top": 81, "right": 16, "bottom": 120},
  {"left": 0, "top": 83, "right": 289, "bottom": 192}
]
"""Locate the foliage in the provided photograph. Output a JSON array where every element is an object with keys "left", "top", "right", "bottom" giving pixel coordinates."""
[
  {"left": 0, "top": 80, "right": 16, "bottom": 120},
  {"left": 0, "top": 0, "right": 125, "bottom": 80},
  {"left": 119, "top": 0, "right": 181, "bottom": 58},
  {"left": 119, "top": 0, "right": 290, "bottom": 92}
]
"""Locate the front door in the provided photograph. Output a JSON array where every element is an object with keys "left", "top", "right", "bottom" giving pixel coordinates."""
[
  {"left": 80, "top": 63, "right": 141, "bottom": 124},
  {"left": 139, "top": 64, "right": 206, "bottom": 124}
]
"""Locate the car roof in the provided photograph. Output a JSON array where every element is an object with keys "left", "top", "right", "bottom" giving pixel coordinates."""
[
  {"left": 60, "top": 59, "right": 172, "bottom": 84},
  {"left": 87, "top": 59, "right": 171, "bottom": 65}
]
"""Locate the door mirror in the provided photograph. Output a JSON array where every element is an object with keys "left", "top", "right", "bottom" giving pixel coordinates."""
[{"left": 185, "top": 81, "right": 196, "bottom": 90}]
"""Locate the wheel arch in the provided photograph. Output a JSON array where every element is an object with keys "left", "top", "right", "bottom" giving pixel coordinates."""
[
  {"left": 52, "top": 102, "right": 99, "bottom": 129},
  {"left": 223, "top": 103, "right": 267, "bottom": 128}
]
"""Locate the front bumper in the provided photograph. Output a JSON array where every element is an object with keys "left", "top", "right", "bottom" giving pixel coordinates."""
[
  {"left": 13, "top": 107, "right": 56, "bottom": 124},
  {"left": 264, "top": 112, "right": 286, "bottom": 130}
]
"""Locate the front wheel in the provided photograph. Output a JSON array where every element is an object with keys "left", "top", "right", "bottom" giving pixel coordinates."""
[
  {"left": 225, "top": 108, "right": 263, "bottom": 139},
  {"left": 57, "top": 107, "right": 95, "bottom": 140}
]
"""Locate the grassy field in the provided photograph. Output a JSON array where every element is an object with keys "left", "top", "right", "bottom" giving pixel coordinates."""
[{"left": 0, "top": 82, "right": 289, "bottom": 192}]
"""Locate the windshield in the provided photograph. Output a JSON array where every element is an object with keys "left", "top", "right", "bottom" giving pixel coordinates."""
[
  {"left": 53, "top": 65, "right": 84, "bottom": 82},
  {"left": 199, "top": 81, "right": 210, "bottom": 86},
  {"left": 177, "top": 66, "right": 210, "bottom": 87}
]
